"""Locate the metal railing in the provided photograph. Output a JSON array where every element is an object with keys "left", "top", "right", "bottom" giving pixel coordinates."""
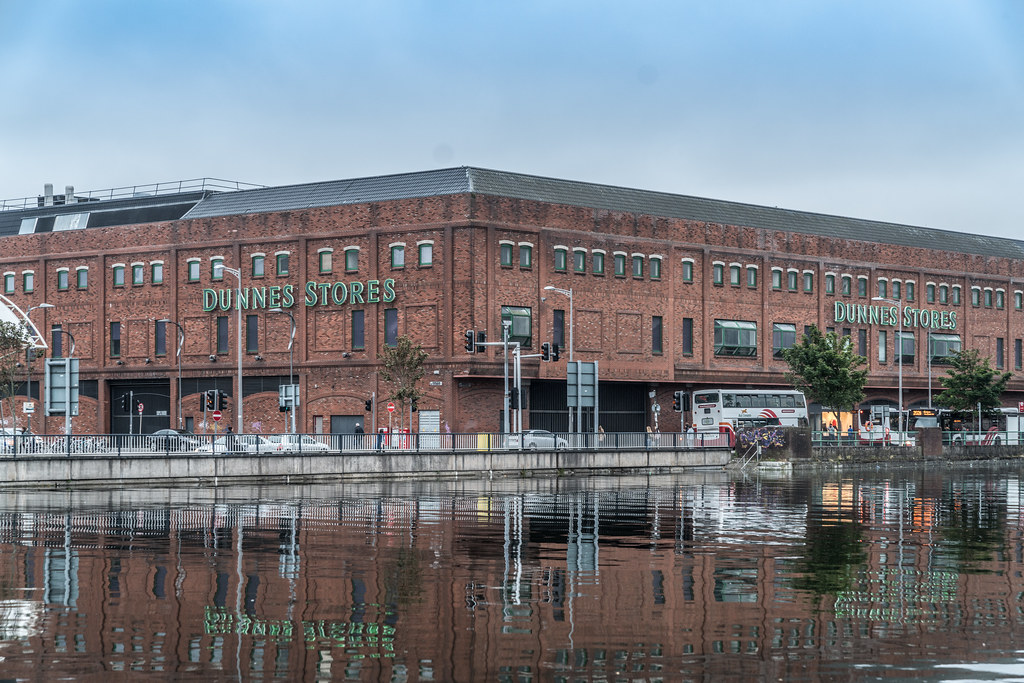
[
  {"left": 0, "top": 178, "right": 264, "bottom": 211},
  {"left": 0, "top": 430, "right": 732, "bottom": 457}
]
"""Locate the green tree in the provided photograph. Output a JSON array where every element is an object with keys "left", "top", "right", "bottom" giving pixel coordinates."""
[
  {"left": 783, "top": 326, "right": 868, "bottom": 415},
  {"left": 0, "top": 320, "right": 28, "bottom": 431},
  {"left": 379, "top": 335, "right": 428, "bottom": 428},
  {"left": 934, "top": 348, "right": 1011, "bottom": 416}
]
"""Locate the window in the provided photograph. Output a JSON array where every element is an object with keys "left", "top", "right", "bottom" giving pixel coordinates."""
[
  {"left": 76, "top": 267, "right": 88, "bottom": 290},
  {"left": 151, "top": 262, "right": 163, "bottom": 285},
  {"left": 771, "top": 268, "right": 783, "bottom": 290},
  {"left": 1016, "top": 291, "right": 1023, "bottom": 311},
  {"left": 787, "top": 270, "right": 798, "bottom": 291},
  {"left": 926, "top": 283, "right": 936, "bottom": 303},
  {"left": 420, "top": 242, "right": 434, "bottom": 266},
  {"left": 246, "top": 315, "right": 258, "bottom": 353},
  {"left": 714, "top": 320, "right": 757, "bottom": 357},
  {"left": 825, "top": 274, "right": 835, "bottom": 294},
  {"left": 187, "top": 260, "right": 200, "bottom": 282},
  {"left": 1016, "top": 339, "right": 1022, "bottom": 371},
  {"left": 996, "top": 289, "right": 1005, "bottom": 309},
  {"left": 390, "top": 244, "right": 405, "bottom": 269},
  {"left": 318, "top": 249, "right": 333, "bottom": 273},
  {"left": 713, "top": 262, "right": 724, "bottom": 285},
  {"left": 501, "top": 305, "right": 533, "bottom": 347},
  {"left": 518, "top": 243, "right": 531, "bottom": 268},
  {"left": 155, "top": 320, "right": 167, "bottom": 357},
  {"left": 928, "top": 334, "right": 961, "bottom": 365},
  {"left": 276, "top": 252, "right": 289, "bottom": 275},
  {"left": 22, "top": 271, "right": 33, "bottom": 292},
  {"left": 997, "top": 337, "right": 1005, "bottom": 369},
  {"left": 592, "top": 251, "right": 605, "bottom": 275},
  {"left": 939, "top": 284, "right": 949, "bottom": 304},
  {"left": 52, "top": 324, "right": 63, "bottom": 358},
  {"left": 984, "top": 288, "right": 993, "bottom": 307},
  {"left": 857, "top": 276, "right": 867, "bottom": 297},
  {"left": 682, "top": 318, "right": 693, "bottom": 355},
  {"left": 746, "top": 266, "right": 757, "bottom": 288},
  {"left": 614, "top": 253, "right": 626, "bottom": 277},
  {"left": 650, "top": 257, "right": 662, "bottom": 280},
  {"left": 681, "top": 259, "right": 693, "bottom": 282},
  {"left": 878, "top": 330, "right": 887, "bottom": 363},
  {"left": 772, "top": 323, "right": 797, "bottom": 359},
  {"left": 971, "top": 287, "right": 981, "bottom": 306},
  {"left": 132, "top": 263, "right": 144, "bottom": 286},
  {"left": 57, "top": 269, "right": 69, "bottom": 291},
  {"left": 554, "top": 247, "right": 568, "bottom": 272},
  {"left": 384, "top": 308, "right": 398, "bottom": 347},
  {"left": 877, "top": 278, "right": 887, "bottom": 299},
  {"left": 729, "top": 264, "right": 741, "bottom": 286},
  {"left": 216, "top": 317, "right": 228, "bottom": 354},
  {"left": 252, "top": 254, "right": 265, "bottom": 277},
  {"left": 575, "top": 250, "right": 587, "bottom": 273},
  {"left": 3, "top": 273, "right": 13, "bottom": 293},
  {"left": 500, "top": 242, "right": 514, "bottom": 267},
  {"left": 803, "top": 271, "right": 813, "bottom": 292},
  {"left": 906, "top": 281, "right": 914, "bottom": 301},
  {"left": 841, "top": 275, "right": 852, "bottom": 296},
  {"left": 652, "top": 316, "right": 663, "bottom": 354},
  {"left": 553, "top": 310, "right": 565, "bottom": 348},
  {"left": 952, "top": 285, "right": 961, "bottom": 305},
  {"left": 858, "top": 329, "right": 867, "bottom": 357},
  {"left": 112, "top": 265, "right": 124, "bottom": 288},
  {"left": 892, "top": 280, "right": 901, "bottom": 300},
  {"left": 345, "top": 247, "right": 359, "bottom": 272},
  {"left": 352, "top": 310, "right": 365, "bottom": 350},
  {"left": 632, "top": 254, "right": 643, "bottom": 278},
  {"left": 897, "top": 331, "right": 915, "bottom": 365},
  {"left": 110, "top": 321, "right": 121, "bottom": 358},
  {"left": 211, "top": 258, "right": 223, "bottom": 280}
]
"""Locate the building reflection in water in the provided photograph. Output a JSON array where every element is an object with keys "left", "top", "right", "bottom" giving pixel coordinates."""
[{"left": 0, "top": 468, "right": 1021, "bottom": 679}]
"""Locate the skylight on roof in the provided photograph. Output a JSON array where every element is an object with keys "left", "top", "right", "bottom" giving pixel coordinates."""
[{"left": 53, "top": 213, "right": 90, "bottom": 231}]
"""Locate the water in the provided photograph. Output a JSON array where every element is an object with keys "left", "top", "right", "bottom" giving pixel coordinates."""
[{"left": 1, "top": 464, "right": 1024, "bottom": 681}]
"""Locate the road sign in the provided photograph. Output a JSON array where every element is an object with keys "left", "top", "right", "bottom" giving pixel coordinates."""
[
  {"left": 23, "top": 402, "right": 34, "bottom": 414},
  {"left": 212, "top": 410, "right": 222, "bottom": 422},
  {"left": 386, "top": 402, "right": 396, "bottom": 413},
  {"left": 137, "top": 402, "right": 144, "bottom": 414},
  {"left": 652, "top": 403, "right": 661, "bottom": 413}
]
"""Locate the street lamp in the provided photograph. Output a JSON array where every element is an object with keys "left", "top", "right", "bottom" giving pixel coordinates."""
[
  {"left": 59, "top": 329, "right": 76, "bottom": 437},
  {"left": 157, "top": 319, "right": 185, "bottom": 429},
  {"left": 873, "top": 296, "right": 904, "bottom": 438},
  {"left": 220, "top": 266, "right": 244, "bottom": 435},
  {"left": 269, "top": 307, "right": 297, "bottom": 433},
  {"left": 24, "top": 303, "right": 54, "bottom": 434},
  {"left": 543, "top": 285, "right": 575, "bottom": 432}
]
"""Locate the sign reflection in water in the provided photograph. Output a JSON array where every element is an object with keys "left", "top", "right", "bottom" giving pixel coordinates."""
[{"left": 0, "top": 466, "right": 1022, "bottom": 679}]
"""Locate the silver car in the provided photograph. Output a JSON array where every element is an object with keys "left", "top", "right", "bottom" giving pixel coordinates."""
[
  {"left": 195, "top": 434, "right": 274, "bottom": 454},
  {"left": 508, "top": 430, "right": 569, "bottom": 450},
  {"left": 266, "top": 434, "right": 331, "bottom": 452}
]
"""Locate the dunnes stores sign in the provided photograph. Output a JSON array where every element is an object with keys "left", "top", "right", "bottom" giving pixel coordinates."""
[
  {"left": 833, "top": 301, "right": 958, "bottom": 330},
  {"left": 202, "top": 278, "right": 396, "bottom": 312}
]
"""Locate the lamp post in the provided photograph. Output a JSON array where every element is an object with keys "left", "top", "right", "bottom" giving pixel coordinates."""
[
  {"left": 269, "top": 307, "right": 297, "bottom": 433},
  {"left": 59, "top": 329, "right": 76, "bottom": 437},
  {"left": 873, "top": 296, "right": 904, "bottom": 439},
  {"left": 24, "top": 302, "right": 54, "bottom": 434},
  {"left": 543, "top": 285, "right": 575, "bottom": 432},
  {"left": 221, "top": 266, "right": 244, "bottom": 435},
  {"left": 927, "top": 330, "right": 932, "bottom": 410},
  {"left": 158, "top": 319, "right": 185, "bottom": 429}
]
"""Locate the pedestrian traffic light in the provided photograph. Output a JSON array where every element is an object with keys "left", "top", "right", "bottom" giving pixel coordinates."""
[
  {"left": 541, "top": 342, "right": 550, "bottom": 361},
  {"left": 551, "top": 343, "right": 560, "bottom": 362},
  {"left": 464, "top": 329, "right": 475, "bottom": 353},
  {"left": 475, "top": 330, "right": 486, "bottom": 354},
  {"left": 364, "top": 398, "right": 372, "bottom": 412}
]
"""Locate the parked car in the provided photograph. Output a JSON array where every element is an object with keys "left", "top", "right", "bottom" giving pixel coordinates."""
[
  {"left": 266, "top": 434, "right": 332, "bottom": 452},
  {"left": 507, "top": 430, "right": 569, "bottom": 450},
  {"left": 195, "top": 434, "right": 274, "bottom": 454},
  {"left": 148, "top": 429, "right": 201, "bottom": 451}
]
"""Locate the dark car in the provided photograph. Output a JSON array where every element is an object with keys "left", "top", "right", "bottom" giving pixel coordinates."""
[{"left": 149, "top": 429, "right": 201, "bottom": 452}]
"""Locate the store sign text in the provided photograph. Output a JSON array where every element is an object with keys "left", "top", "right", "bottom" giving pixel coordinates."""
[
  {"left": 833, "top": 302, "right": 957, "bottom": 330},
  {"left": 203, "top": 278, "right": 396, "bottom": 312}
]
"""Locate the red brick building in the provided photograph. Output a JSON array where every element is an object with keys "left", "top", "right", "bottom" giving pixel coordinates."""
[{"left": 1, "top": 168, "right": 1021, "bottom": 435}]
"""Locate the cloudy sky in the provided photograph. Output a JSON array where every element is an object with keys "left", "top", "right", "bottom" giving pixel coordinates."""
[{"left": 1, "top": 1, "right": 1022, "bottom": 239}]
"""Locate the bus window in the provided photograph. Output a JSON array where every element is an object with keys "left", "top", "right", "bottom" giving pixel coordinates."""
[
  {"left": 781, "top": 394, "right": 795, "bottom": 408},
  {"left": 767, "top": 394, "right": 781, "bottom": 408},
  {"left": 694, "top": 392, "right": 719, "bottom": 405}
]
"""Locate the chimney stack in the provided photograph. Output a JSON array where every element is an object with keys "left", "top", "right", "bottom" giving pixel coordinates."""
[
  {"left": 44, "top": 183, "right": 53, "bottom": 206},
  {"left": 65, "top": 185, "right": 75, "bottom": 204}
]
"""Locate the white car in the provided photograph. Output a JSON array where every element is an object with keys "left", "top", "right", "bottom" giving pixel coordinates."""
[
  {"left": 196, "top": 434, "right": 274, "bottom": 454},
  {"left": 266, "top": 434, "right": 331, "bottom": 452},
  {"left": 508, "top": 430, "right": 569, "bottom": 450}
]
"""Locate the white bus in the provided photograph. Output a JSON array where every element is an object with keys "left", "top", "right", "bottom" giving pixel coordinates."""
[{"left": 691, "top": 389, "right": 809, "bottom": 444}]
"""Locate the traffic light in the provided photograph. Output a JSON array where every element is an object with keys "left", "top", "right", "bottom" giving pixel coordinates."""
[
  {"left": 411, "top": 398, "right": 418, "bottom": 412},
  {"left": 205, "top": 390, "right": 215, "bottom": 410},
  {"left": 122, "top": 394, "right": 130, "bottom": 412},
  {"left": 464, "top": 329, "right": 475, "bottom": 353},
  {"left": 673, "top": 391, "right": 682, "bottom": 411},
  {"left": 133, "top": 398, "right": 142, "bottom": 414},
  {"left": 541, "top": 342, "right": 550, "bottom": 361},
  {"left": 219, "top": 390, "right": 229, "bottom": 410},
  {"left": 475, "top": 330, "right": 486, "bottom": 354},
  {"left": 364, "top": 398, "right": 372, "bottom": 412},
  {"left": 551, "top": 344, "right": 560, "bottom": 362},
  {"left": 510, "top": 387, "right": 520, "bottom": 409}
]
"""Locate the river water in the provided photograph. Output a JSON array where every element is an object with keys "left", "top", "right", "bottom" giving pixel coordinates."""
[{"left": 1, "top": 463, "right": 1023, "bottom": 681}]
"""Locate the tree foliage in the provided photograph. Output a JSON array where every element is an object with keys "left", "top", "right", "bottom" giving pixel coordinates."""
[
  {"left": 0, "top": 320, "right": 28, "bottom": 431},
  {"left": 379, "top": 336, "right": 428, "bottom": 427},
  {"left": 934, "top": 349, "right": 1011, "bottom": 416},
  {"left": 783, "top": 326, "right": 868, "bottom": 414}
]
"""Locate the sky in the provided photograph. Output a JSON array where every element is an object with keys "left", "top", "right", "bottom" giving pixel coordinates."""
[{"left": 1, "top": 1, "right": 1023, "bottom": 239}]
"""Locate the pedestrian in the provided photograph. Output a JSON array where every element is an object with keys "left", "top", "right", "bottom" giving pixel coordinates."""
[
  {"left": 354, "top": 423, "right": 363, "bottom": 433},
  {"left": 225, "top": 425, "right": 237, "bottom": 454},
  {"left": 686, "top": 423, "right": 695, "bottom": 446}
]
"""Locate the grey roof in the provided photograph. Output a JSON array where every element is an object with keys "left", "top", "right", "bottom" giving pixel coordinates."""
[
  {"left": 178, "top": 167, "right": 1024, "bottom": 260},
  {"left": 0, "top": 192, "right": 208, "bottom": 238}
]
